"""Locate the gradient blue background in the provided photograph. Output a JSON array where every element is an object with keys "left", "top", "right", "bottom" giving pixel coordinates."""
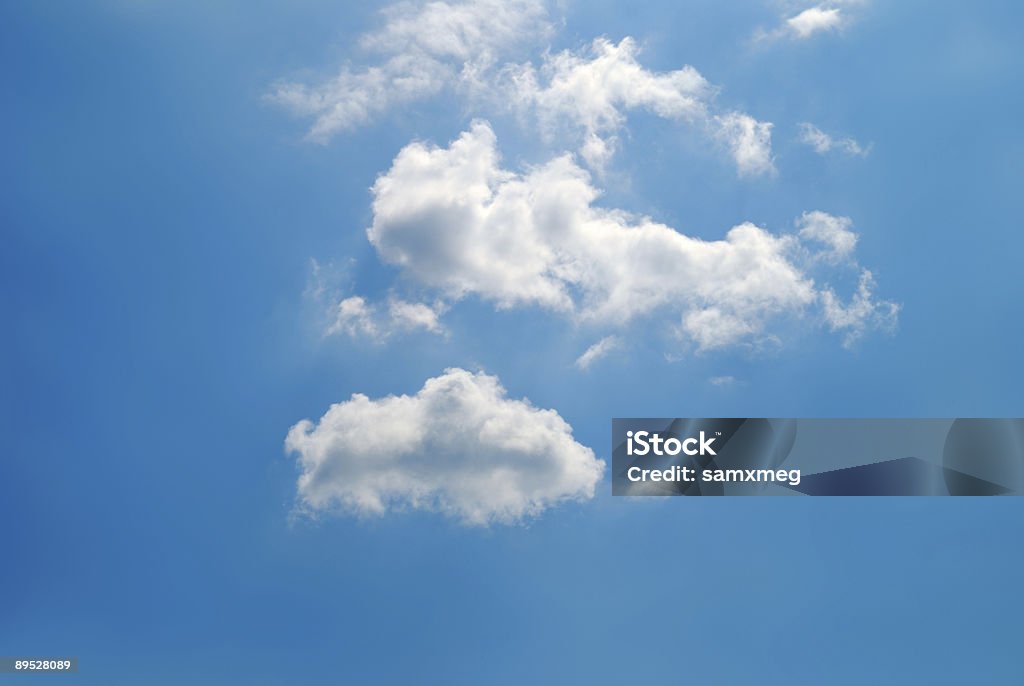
[{"left": 3, "top": 1, "right": 1023, "bottom": 683}]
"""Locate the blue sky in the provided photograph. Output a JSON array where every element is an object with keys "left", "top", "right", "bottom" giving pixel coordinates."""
[{"left": 3, "top": 1, "right": 1023, "bottom": 683}]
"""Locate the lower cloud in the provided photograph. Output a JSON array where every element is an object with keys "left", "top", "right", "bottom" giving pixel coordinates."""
[{"left": 285, "top": 368, "right": 604, "bottom": 525}]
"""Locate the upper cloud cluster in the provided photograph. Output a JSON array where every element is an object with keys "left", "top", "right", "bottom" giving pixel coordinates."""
[
  {"left": 286, "top": 367, "right": 604, "bottom": 525},
  {"left": 368, "top": 122, "right": 895, "bottom": 351},
  {"left": 270, "top": 1, "right": 775, "bottom": 176}
]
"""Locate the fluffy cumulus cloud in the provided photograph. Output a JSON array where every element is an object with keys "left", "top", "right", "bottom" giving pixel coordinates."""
[
  {"left": 368, "top": 123, "right": 896, "bottom": 351},
  {"left": 268, "top": 0, "right": 551, "bottom": 141},
  {"left": 285, "top": 368, "right": 604, "bottom": 525},
  {"left": 798, "top": 123, "right": 870, "bottom": 157}
]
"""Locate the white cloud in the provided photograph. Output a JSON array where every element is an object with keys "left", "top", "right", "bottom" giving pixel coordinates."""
[
  {"left": 821, "top": 269, "right": 900, "bottom": 347},
  {"left": 575, "top": 336, "right": 622, "bottom": 370},
  {"left": 367, "top": 122, "right": 896, "bottom": 351},
  {"left": 680, "top": 307, "right": 760, "bottom": 351},
  {"left": 714, "top": 112, "right": 776, "bottom": 177},
  {"left": 798, "top": 122, "right": 869, "bottom": 157},
  {"left": 709, "top": 375, "right": 738, "bottom": 387},
  {"left": 504, "top": 37, "right": 775, "bottom": 175},
  {"left": 326, "top": 296, "right": 380, "bottom": 339},
  {"left": 797, "top": 210, "right": 858, "bottom": 262},
  {"left": 285, "top": 367, "right": 604, "bottom": 525},
  {"left": 786, "top": 6, "right": 844, "bottom": 38},
  {"left": 388, "top": 299, "right": 446, "bottom": 333},
  {"left": 268, "top": 0, "right": 551, "bottom": 142},
  {"left": 326, "top": 296, "right": 446, "bottom": 342},
  {"left": 358, "top": 0, "right": 550, "bottom": 59},
  {"left": 755, "top": 2, "right": 866, "bottom": 44},
  {"left": 505, "top": 38, "right": 708, "bottom": 156},
  {"left": 270, "top": 7, "right": 775, "bottom": 177}
]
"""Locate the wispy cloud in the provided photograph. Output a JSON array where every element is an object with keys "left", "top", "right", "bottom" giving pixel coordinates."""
[
  {"left": 798, "top": 122, "right": 870, "bottom": 157},
  {"left": 575, "top": 336, "right": 623, "bottom": 370},
  {"left": 821, "top": 270, "right": 899, "bottom": 348},
  {"left": 797, "top": 210, "right": 858, "bottom": 262},
  {"left": 502, "top": 37, "right": 776, "bottom": 176},
  {"left": 715, "top": 112, "right": 776, "bottom": 177},
  {"left": 754, "top": 2, "right": 866, "bottom": 44},
  {"left": 326, "top": 296, "right": 446, "bottom": 342},
  {"left": 269, "top": 2, "right": 777, "bottom": 177},
  {"left": 267, "top": 0, "right": 552, "bottom": 142},
  {"left": 786, "top": 6, "right": 844, "bottom": 38},
  {"left": 304, "top": 260, "right": 446, "bottom": 343}
]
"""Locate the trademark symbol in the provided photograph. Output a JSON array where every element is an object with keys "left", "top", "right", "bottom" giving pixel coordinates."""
[{"left": 716, "top": 432, "right": 722, "bottom": 436}]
